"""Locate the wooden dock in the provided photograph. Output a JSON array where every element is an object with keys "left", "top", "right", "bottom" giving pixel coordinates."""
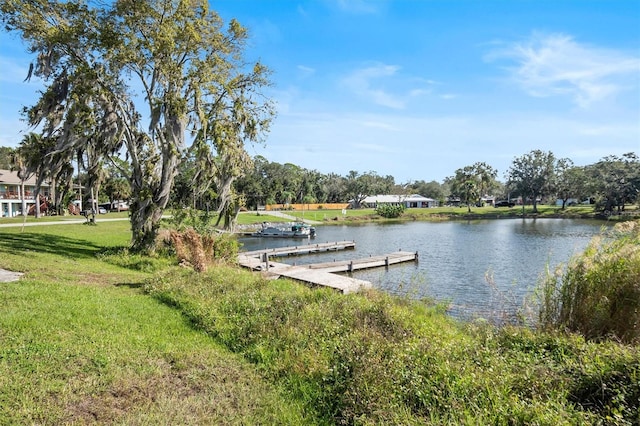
[
  {"left": 237, "top": 242, "right": 418, "bottom": 294},
  {"left": 301, "top": 251, "right": 418, "bottom": 273},
  {"left": 241, "top": 241, "right": 355, "bottom": 258}
]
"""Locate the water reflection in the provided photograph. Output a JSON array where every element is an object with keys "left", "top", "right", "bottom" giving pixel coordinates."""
[{"left": 238, "top": 219, "right": 605, "bottom": 323}]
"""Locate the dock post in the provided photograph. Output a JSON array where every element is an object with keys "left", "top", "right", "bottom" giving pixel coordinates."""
[
  {"left": 348, "top": 261, "right": 353, "bottom": 273},
  {"left": 262, "top": 253, "right": 269, "bottom": 271},
  {"left": 385, "top": 257, "right": 389, "bottom": 268}
]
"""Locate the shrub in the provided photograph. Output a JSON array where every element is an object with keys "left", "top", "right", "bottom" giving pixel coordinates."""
[
  {"left": 375, "top": 203, "right": 405, "bottom": 218},
  {"left": 169, "top": 228, "right": 239, "bottom": 272},
  {"left": 538, "top": 220, "right": 640, "bottom": 343}
]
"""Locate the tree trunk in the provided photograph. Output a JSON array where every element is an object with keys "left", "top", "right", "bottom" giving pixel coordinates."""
[
  {"left": 35, "top": 189, "right": 41, "bottom": 218},
  {"left": 130, "top": 196, "right": 164, "bottom": 252},
  {"left": 128, "top": 145, "right": 180, "bottom": 252},
  {"left": 19, "top": 182, "right": 26, "bottom": 217},
  {"left": 50, "top": 176, "right": 57, "bottom": 216}
]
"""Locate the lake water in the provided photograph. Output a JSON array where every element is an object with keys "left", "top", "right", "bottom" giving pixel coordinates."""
[{"left": 238, "top": 219, "right": 607, "bottom": 322}]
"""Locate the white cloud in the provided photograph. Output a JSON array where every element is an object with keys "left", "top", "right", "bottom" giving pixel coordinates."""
[
  {"left": 339, "top": 65, "right": 451, "bottom": 109},
  {"left": 486, "top": 32, "right": 640, "bottom": 108},
  {"left": 296, "top": 65, "right": 316, "bottom": 78},
  {"left": 341, "top": 64, "right": 405, "bottom": 109}
]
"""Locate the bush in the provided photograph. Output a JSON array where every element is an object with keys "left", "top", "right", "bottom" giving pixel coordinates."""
[
  {"left": 538, "top": 220, "right": 640, "bottom": 343},
  {"left": 168, "top": 228, "right": 239, "bottom": 272},
  {"left": 375, "top": 203, "right": 405, "bottom": 218}
]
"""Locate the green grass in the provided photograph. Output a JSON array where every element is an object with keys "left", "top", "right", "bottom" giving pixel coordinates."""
[
  {"left": 539, "top": 221, "right": 640, "bottom": 343},
  {"left": 146, "top": 267, "right": 639, "bottom": 424},
  {"left": 1, "top": 220, "right": 638, "bottom": 424},
  {"left": 0, "top": 210, "right": 131, "bottom": 225},
  {"left": 280, "top": 204, "right": 621, "bottom": 224},
  {"left": 0, "top": 222, "right": 307, "bottom": 424}
]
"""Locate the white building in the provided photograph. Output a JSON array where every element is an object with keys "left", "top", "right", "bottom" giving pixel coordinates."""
[
  {"left": 359, "top": 194, "right": 439, "bottom": 209},
  {"left": 0, "top": 169, "right": 50, "bottom": 217}
]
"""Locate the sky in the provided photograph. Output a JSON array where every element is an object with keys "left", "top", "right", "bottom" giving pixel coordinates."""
[{"left": 1, "top": 0, "right": 639, "bottom": 183}]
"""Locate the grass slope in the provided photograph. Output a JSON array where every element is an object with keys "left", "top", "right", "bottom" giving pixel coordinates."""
[
  {"left": 0, "top": 223, "right": 306, "bottom": 424},
  {"left": 146, "top": 267, "right": 639, "bottom": 425}
]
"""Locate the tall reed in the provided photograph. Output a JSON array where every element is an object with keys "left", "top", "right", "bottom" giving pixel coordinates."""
[{"left": 539, "top": 220, "right": 639, "bottom": 343}]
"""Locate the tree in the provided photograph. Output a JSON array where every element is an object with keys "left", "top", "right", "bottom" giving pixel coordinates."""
[
  {"left": 0, "top": 147, "right": 15, "bottom": 169},
  {"left": 319, "top": 173, "right": 346, "bottom": 203},
  {"left": 447, "top": 166, "right": 479, "bottom": 213},
  {"left": 587, "top": 153, "right": 639, "bottom": 213},
  {"left": 409, "top": 180, "right": 445, "bottom": 202},
  {"left": 555, "top": 160, "right": 587, "bottom": 210},
  {"left": 9, "top": 144, "right": 31, "bottom": 217},
  {"left": 13, "top": 133, "right": 66, "bottom": 217},
  {"left": 1, "top": 0, "right": 274, "bottom": 251},
  {"left": 507, "top": 150, "right": 557, "bottom": 213},
  {"left": 344, "top": 170, "right": 389, "bottom": 209},
  {"left": 473, "top": 162, "right": 498, "bottom": 202},
  {"left": 103, "top": 158, "right": 132, "bottom": 211},
  {"left": 446, "top": 162, "right": 497, "bottom": 212}
]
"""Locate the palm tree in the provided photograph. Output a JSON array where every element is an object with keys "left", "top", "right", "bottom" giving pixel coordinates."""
[{"left": 11, "top": 135, "right": 37, "bottom": 217}]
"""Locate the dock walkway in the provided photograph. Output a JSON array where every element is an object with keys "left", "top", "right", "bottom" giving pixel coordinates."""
[
  {"left": 302, "top": 251, "right": 418, "bottom": 273},
  {"left": 238, "top": 242, "right": 418, "bottom": 294},
  {"left": 242, "top": 241, "right": 355, "bottom": 258}
]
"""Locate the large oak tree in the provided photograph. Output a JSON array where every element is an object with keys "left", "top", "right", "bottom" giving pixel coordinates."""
[
  {"left": 507, "top": 150, "right": 558, "bottom": 213},
  {"left": 1, "top": 0, "right": 274, "bottom": 251}
]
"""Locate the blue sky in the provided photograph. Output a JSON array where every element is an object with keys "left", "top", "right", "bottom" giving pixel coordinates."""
[{"left": 1, "top": 0, "right": 639, "bottom": 183}]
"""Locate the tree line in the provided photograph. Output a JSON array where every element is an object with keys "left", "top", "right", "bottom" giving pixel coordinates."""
[{"left": 3, "top": 143, "right": 637, "bottom": 216}]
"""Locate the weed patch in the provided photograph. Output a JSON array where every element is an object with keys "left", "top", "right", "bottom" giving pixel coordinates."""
[
  {"left": 538, "top": 220, "right": 640, "bottom": 343},
  {"left": 145, "top": 267, "right": 639, "bottom": 424}
]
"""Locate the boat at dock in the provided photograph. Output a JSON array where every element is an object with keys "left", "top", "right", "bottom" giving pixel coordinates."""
[{"left": 252, "top": 222, "right": 316, "bottom": 238}]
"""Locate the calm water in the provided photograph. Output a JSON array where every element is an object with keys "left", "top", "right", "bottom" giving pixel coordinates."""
[{"left": 238, "top": 219, "right": 606, "bottom": 322}]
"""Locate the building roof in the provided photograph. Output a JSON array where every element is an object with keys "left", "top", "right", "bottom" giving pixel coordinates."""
[
  {"left": 0, "top": 169, "right": 48, "bottom": 187},
  {"left": 362, "top": 194, "right": 435, "bottom": 203}
]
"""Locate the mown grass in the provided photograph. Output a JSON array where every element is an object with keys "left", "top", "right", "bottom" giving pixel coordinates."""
[
  {"left": 0, "top": 210, "right": 131, "bottom": 225},
  {"left": 0, "top": 222, "right": 307, "bottom": 424},
  {"left": 279, "top": 204, "right": 627, "bottom": 224},
  {"left": 1, "top": 220, "right": 638, "bottom": 424}
]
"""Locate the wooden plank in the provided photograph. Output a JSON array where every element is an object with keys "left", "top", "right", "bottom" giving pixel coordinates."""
[
  {"left": 242, "top": 241, "right": 355, "bottom": 258},
  {"left": 279, "top": 267, "right": 372, "bottom": 294},
  {"left": 305, "top": 251, "right": 418, "bottom": 273},
  {"left": 237, "top": 256, "right": 371, "bottom": 293}
]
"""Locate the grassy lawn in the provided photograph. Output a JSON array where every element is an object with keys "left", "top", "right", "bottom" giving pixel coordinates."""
[
  {"left": 0, "top": 210, "right": 131, "bottom": 225},
  {"left": 0, "top": 222, "right": 306, "bottom": 424},
  {"left": 276, "top": 204, "right": 613, "bottom": 223}
]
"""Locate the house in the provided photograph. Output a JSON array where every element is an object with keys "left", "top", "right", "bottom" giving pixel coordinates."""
[
  {"left": 358, "top": 194, "right": 439, "bottom": 209},
  {"left": 0, "top": 169, "right": 50, "bottom": 217},
  {"left": 481, "top": 196, "right": 496, "bottom": 206}
]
